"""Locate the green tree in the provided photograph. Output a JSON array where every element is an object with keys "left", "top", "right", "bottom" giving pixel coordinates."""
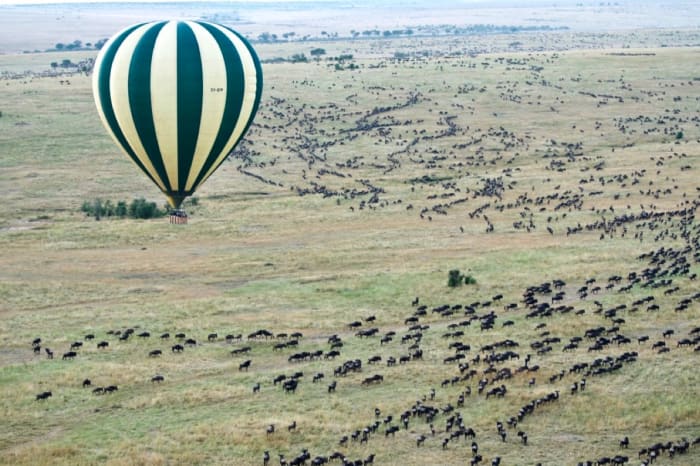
[{"left": 448, "top": 269, "right": 463, "bottom": 287}]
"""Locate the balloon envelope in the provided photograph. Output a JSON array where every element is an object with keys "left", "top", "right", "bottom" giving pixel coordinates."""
[{"left": 92, "top": 20, "right": 263, "bottom": 209}]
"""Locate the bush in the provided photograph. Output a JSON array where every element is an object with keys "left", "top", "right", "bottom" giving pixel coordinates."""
[
  {"left": 81, "top": 197, "right": 167, "bottom": 220},
  {"left": 448, "top": 269, "right": 463, "bottom": 287},
  {"left": 128, "top": 198, "right": 165, "bottom": 219},
  {"left": 448, "top": 269, "right": 476, "bottom": 287}
]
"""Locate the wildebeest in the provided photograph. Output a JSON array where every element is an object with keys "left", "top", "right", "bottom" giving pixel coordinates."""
[
  {"left": 239, "top": 359, "right": 252, "bottom": 371},
  {"left": 36, "top": 391, "right": 52, "bottom": 401}
]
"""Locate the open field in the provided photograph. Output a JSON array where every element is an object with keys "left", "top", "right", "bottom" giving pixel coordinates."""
[{"left": 1, "top": 5, "right": 700, "bottom": 466}]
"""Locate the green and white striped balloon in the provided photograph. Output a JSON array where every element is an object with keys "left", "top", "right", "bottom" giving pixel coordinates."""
[{"left": 93, "top": 20, "right": 263, "bottom": 209}]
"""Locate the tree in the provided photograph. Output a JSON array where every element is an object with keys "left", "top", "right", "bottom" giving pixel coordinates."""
[
  {"left": 448, "top": 270, "right": 463, "bottom": 287},
  {"left": 55, "top": 43, "right": 65, "bottom": 50}
]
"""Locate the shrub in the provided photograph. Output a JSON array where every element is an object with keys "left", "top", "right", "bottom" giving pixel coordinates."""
[
  {"left": 129, "top": 198, "right": 165, "bottom": 219},
  {"left": 448, "top": 269, "right": 463, "bottom": 287},
  {"left": 81, "top": 198, "right": 167, "bottom": 220},
  {"left": 448, "top": 269, "right": 476, "bottom": 287}
]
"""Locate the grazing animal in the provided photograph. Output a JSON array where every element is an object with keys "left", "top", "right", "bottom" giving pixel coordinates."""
[
  {"left": 239, "top": 359, "right": 252, "bottom": 371},
  {"left": 36, "top": 391, "right": 52, "bottom": 401},
  {"left": 266, "top": 424, "right": 275, "bottom": 435},
  {"left": 148, "top": 349, "right": 162, "bottom": 357},
  {"left": 62, "top": 351, "right": 77, "bottom": 360},
  {"left": 97, "top": 341, "right": 109, "bottom": 349},
  {"left": 82, "top": 379, "right": 91, "bottom": 388},
  {"left": 328, "top": 381, "right": 337, "bottom": 393},
  {"left": 151, "top": 375, "right": 165, "bottom": 383},
  {"left": 171, "top": 344, "right": 184, "bottom": 353},
  {"left": 45, "top": 348, "right": 54, "bottom": 359}
]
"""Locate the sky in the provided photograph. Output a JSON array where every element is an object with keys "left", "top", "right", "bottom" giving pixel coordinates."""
[{"left": 2, "top": 0, "right": 336, "bottom": 4}]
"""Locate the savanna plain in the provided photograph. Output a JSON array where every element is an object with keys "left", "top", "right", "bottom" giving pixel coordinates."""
[{"left": 0, "top": 3, "right": 699, "bottom": 466}]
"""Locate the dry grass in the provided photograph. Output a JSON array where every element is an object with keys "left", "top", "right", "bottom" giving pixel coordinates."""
[{"left": 1, "top": 23, "right": 699, "bottom": 466}]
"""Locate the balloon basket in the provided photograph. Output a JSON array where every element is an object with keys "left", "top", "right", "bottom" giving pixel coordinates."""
[{"left": 169, "top": 209, "right": 188, "bottom": 225}]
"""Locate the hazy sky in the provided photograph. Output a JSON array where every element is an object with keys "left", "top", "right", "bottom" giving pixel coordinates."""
[
  {"left": 2, "top": 0, "right": 331, "bottom": 4},
  {"left": 1, "top": 0, "right": 321, "bottom": 4}
]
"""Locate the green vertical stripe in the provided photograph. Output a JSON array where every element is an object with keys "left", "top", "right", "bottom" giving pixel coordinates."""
[
  {"left": 176, "top": 22, "right": 203, "bottom": 196},
  {"left": 95, "top": 23, "right": 161, "bottom": 188},
  {"left": 190, "top": 22, "right": 247, "bottom": 191},
  {"left": 128, "top": 21, "right": 171, "bottom": 191}
]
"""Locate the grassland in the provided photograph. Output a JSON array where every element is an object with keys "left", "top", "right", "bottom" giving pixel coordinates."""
[{"left": 1, "top": 27, "right": 699, "bottom": 466}]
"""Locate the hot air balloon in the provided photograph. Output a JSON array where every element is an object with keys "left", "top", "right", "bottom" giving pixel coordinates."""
[{"left": 92, "top": 20, "right": 263, "bottom": 217}]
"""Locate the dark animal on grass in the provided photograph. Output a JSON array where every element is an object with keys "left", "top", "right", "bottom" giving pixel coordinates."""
[
  {"left": 36, "top": 391, "right": 52, "bottom": 401},
  {"left": 171, "top": 344, "right": 184, "bottom": 353},
  {"left": 208, "top": 333, "right": 218, "bottom": 341},
  {"left": 45, "top": 348, "right": 53, "bottom": 359},
  {"left": 239, "top": 359, "right": 252, "bottom": 371},
  {"left": 97, "top": 341, "right": 109, "bottom": 349},
  {"left": 70, "top": 341, "right": 83, "bottom": 350},
  {"left": 152, "top": 375, "right": 165, "bottom": 383},
  {"left": 82, "top": 379, "right": 91, "bottom": 388},
  {"left": 149, "top": 349, "right": 162, "bottom": 357},
  {"left": 253, "top": 383, "right": 260, "bottom": 393},
  {"left": 283, "top": 379, "right": 298, "bottom": 393},
  {"left": 62, "top": 351, "right": 77, "bottom": 360},
  {"left": 328, "top": 381, "right": 337, "bottom": 393}
]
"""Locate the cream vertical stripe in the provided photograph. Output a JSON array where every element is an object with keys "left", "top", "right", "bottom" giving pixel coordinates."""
[
  {"left": 196, "top": 23, "right": 258, "bottom": 186},
  {"left": 150, "top": 21, "right": 180, "bottom": 191},
  {"left": 110, "top": 23, "right": 167, "bottom": 192},
  {"left": 184, "top": 21, "right": 228, "bottom": 192}
]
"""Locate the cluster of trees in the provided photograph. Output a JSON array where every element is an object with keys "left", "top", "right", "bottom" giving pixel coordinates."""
[
  {"left": 81, "top": 198, "right": 169, "bottom": 220},
  {"left": 448, "top": 269, "right": 477, "bottom": 288},
  {"left": 52, "top": 39, "right": 108, "bottom": 52}
]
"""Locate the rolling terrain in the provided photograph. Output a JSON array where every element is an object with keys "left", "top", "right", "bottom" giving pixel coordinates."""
[{"left": 0, "top": 5, "right": 699, "bottom": 466}]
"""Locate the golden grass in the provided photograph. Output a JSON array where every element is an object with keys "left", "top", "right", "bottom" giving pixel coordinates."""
[{"left": 1, "top": 31, "right": 699, "bottom": 466}]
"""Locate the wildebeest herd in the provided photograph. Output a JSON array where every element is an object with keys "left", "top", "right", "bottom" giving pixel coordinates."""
[
  {"left": 28, "top": 238, "right": 700, "bottom": 464},
  {"left": 7, "top": 30, "right": 700, "bottom": 466}
]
